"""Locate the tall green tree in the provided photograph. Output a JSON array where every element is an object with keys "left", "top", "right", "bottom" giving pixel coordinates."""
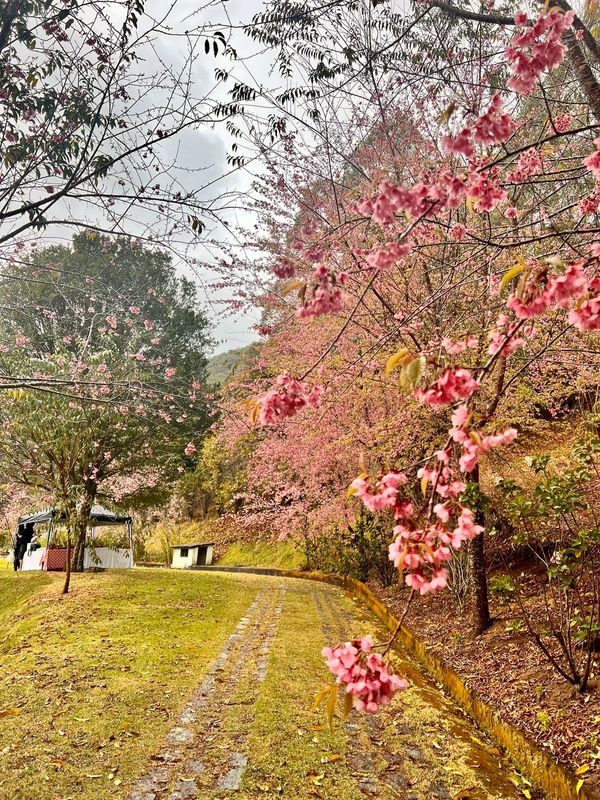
[{"left": 0, "top": 233, "right": 212, "bottom": 575}]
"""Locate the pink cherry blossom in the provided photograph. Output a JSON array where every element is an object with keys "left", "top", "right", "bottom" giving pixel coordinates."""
[
  {"left": 257, "top": 373, "right": 325, "bottom": 425},
  {"left": 297, "top": 266, "right": 346, "bottom": 318},
  {"left": 365, "top": 241, "right": 412, "bottom": 270},
  {"left": 544, "top": 262, "right": 588, "bottom": 308},
  {"left": 553, "top": 113, "right": 572, "bottom": 133},
  {"left": 488, "top": 314, "right": 525, "bottom": 356},
  {"left": 415, "top": 368, "right": 479, "bottom": 406},
  {"left": 467, "top": 169, "right": 507, "bottom": 212},
  {"left": 272, "top": 259, "right": 296, "bottom": 278},
  {"left": 322, "top": 636, "right": 408, "bottom": 713},
  {"left": 184, "top": 442, "right": 197, "bottom": 456},
  {"left": 449, "top": 223, "right": 468, "bottom": 241},
  {"left": 441, "top": 335, "right": 478, "bottom": 355},
  {"left": 568, "top": 278, "right": 600, "bottom": 330},
  {"left": 443, "top": 94, "right": 515, "bottom": 157},
  {"left": 506, "top": 9, "right": 574, "bottom": 96},
  {"left": 350, "top": 471, "right": 407, "bottom": 512},
  {"left": 507, "top": 148, "right": 543, "bottom": 183}
]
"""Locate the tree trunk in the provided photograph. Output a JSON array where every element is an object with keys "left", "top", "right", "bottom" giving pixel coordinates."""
[
  {"left": 466, "top": 533, "right": 491, "bottom": 635},
  {"left": 72, "top": 524, "right": 86, "bottom": 572},
  {"left": 69, "top": 490, "right": 95, "bottom": 573},
  {"left": 467, "top": 465, "right": 491, "bottom": 636},
  {"left": 564, "top": 31, "right": 600, "bottom": 121},
  {"left": 62, "top": 533, "right": 71, "bottom": 595}
]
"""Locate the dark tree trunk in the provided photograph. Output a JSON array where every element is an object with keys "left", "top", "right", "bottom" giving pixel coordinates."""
[
  {"left": 69, "top": 488, "right": 95, "bottom": 573},
  {"left": 466, "top": 533, "right": 491, "bottom": 635},
  {"left": 72, "top": 524, "right": 86, "bottom": 572},
  {"left": 0, "top": 0, "right": 24, "bottom": 54},
  {"left": 467, "top": 465, "right": 491, "bottom": 636},
  {"left": 62, "top": 534, "right": 71, "bottom": 595}
]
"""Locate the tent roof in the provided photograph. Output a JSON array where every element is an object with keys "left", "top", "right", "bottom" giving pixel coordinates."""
[
  {"left": 171, "top": 542, "right": 214, "bottom": 549},
  {"left": 18, "top": 505, "right": 132, "bottom": 527}
]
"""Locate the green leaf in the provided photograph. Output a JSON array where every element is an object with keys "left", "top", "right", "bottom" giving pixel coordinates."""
[
  {"left": 311, "top": 685, "right": 331, "bottom": 713},
  {"left": 399, "top": 355, "right": 426, "bottom": 391}
]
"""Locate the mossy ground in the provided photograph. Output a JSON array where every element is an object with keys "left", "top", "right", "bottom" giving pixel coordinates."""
[{"left": 216, "top": 540, "right": 305, "bottom": 570}]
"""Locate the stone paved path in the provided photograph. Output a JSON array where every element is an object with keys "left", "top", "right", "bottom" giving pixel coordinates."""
[{"left": 126, "top": 575, "right": 537, "bottom": 800}]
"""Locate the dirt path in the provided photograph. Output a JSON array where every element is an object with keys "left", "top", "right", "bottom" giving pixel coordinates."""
[{"left": 126, "top": 575, "right": 538, "bottom": 800}]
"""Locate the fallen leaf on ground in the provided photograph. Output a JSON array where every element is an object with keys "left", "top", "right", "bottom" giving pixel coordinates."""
[{"left": 0, "top": 708, "right": 21, "bottom": 717}]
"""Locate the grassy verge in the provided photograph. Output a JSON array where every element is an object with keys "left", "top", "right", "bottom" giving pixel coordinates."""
[
  {"left": 0, "top": 568, "right": 259, "bottom": 800},
  {"left": 238, "top": 582, "right": 360, "bottom": 799},
  {"left": 217, "top": 540, "right": 305, "bottom": 570}
]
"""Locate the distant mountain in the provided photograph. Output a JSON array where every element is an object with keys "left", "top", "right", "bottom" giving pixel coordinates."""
[{"left": 206, "top": 344, "right": 257, "bottom": 385}]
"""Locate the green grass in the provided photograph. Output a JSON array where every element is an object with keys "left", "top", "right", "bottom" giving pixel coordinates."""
[
  {"left": 0, "top": 569, "right": 524, "bottom": 800},
  {"left": 239, "top": 582, "right": 361, "bottom": 799},
  {"left": 217, "top": 540, "right": 305, "bottom": 570},
  {"left": 0, "top": 568, "right": 259, "bottom": 800}
]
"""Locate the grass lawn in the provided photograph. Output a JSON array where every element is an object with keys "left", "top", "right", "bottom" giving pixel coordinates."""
[
  {"left": 0, "top": 568, "right": 526, "bottom": 800},
  {"left": 0, "top": 568, "right": 258, "bottom": 800}
]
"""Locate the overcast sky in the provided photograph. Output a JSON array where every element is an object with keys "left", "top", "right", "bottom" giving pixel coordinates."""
[
  {"left": 157, "top": 0, "right": 274, "bottom": 355},
  {"left": 36, "top": 0, "right": 273, "bottom": 356}
]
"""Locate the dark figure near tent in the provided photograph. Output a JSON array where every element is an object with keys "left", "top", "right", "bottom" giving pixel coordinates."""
[{"left": 13, "top": 522, "right": 34, "bottom": 571}]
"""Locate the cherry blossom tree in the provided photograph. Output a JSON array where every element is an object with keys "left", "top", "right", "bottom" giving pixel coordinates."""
[
  {"left": 0, "top": 232, "right": 212, "bottom": 578},
  {"left": 199, "top": 0, "right": 600, "bottom": 712}
]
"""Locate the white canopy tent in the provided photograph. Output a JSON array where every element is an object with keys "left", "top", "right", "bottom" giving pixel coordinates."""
[{"left": 16, "top": 505, "right": 134, "bottom": 571}]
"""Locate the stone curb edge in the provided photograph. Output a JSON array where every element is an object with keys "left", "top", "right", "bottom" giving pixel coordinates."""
[{"left": 187, "top": 564, "right": 596, "bottom": 800}]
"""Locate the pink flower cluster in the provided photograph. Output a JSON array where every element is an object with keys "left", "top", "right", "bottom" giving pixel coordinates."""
[
  {"left": 389, "top": 506, "right": 483, "bottom": 595},
  {"left": 273, "top": 259, "right": 296, "bottom": 279},
  {"left": 553, "top": 113, "right": 572, "bottom": 133},
  {"left": 467, "top": 169, "right": 507, "bottom": 212},
  {"left": 441, "top": 335, "right": 478, "bottom": 355},
  {"left": 418, "top": 459, "right": 466, "bottom": 500},
  {"left": 322, "top": 636, "right": 408, "bottom": 713},
  {"left": 443, "top": 94, "right": 515, "bottom": 158},
  {"left": 568, "top": 277, "right": 600, "bottom": 330},
  {"left": 356, "top": 179, "right": 438, "bottom": 226},
  {"left": 414, "top": 368, "right": 479, "bottom": 406},
  {"left": 297, "top": 265, "right": 347, "bottom": 318},
  {"left": 507, "top": 262, "right": 589, "bottom": 320},
  {"left": 450, "top": 405, "right": 518, "bottom": 473},
  {"left": 257, "top": 372, "right": 324, "bottom": 425},
  {"left": 449, "top": 223, "right": 468, "bottom": 241},
  {"left": 488, "top": 313, "right": 525, "bottom": 356},
  {"left": 579, "top": 186, "right": 600, "bottom": 216},
  {"left": 507, "top": 148, "right": 544, "bottom": 183},
  {"left": 506, "top": 9, "right": 574, "bottom": 96},
  {"left": 350, "top": 471, "right": 408, "bottom": 512},
  {"left": 365, "top": 241, "right": 412, "bottom": 270}
]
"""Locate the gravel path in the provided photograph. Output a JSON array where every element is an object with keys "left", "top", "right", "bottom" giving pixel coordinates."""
[{"left": 127, "top": 575, "right": 536, "bottom": 800}]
